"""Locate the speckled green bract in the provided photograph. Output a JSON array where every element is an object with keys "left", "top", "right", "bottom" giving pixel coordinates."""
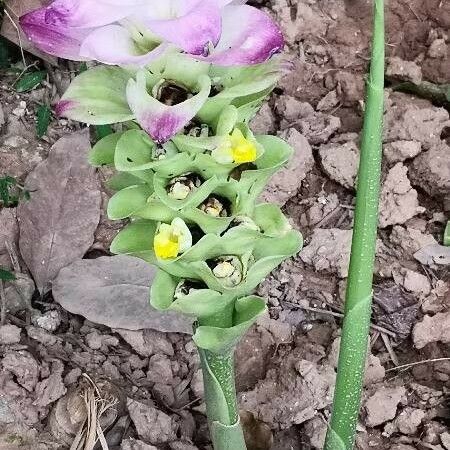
[{"left": 89, "top": 54, "right": 303, "bottom": 450}]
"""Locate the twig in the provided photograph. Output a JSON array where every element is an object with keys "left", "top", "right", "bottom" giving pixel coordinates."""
[
  {"left": 0, "top": 280, "right": 6, "bottom": 325},
  {"left": 282, "top": 301, "right": 397, "bottom": 338},
  {"left": 381, "top": 332, "right": 399, "bottom": 366},
  {"left": 3, "top": 6, "right": 26, "bottom": 68},
  {"left": 385, "top": 357, "right": 450, "bottom": 373}
]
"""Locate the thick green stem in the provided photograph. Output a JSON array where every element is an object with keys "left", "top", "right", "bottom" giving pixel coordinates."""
[
  {"left": 198, "top": 349, "right": 247, "bottom": 450},
  {"left": 197, "top": 303, "right": 247, "bottom": 450},
  {"left": 324, "top": 1, "right": 385, "bottom": 449}
]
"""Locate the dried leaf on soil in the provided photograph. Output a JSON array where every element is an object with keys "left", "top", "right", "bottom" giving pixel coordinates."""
[
  {"left": 18, "top": 130, "right": 101, "bottom": 292},
  {"left": 53, "top": 255, "right": 193, "bottom": 334}
]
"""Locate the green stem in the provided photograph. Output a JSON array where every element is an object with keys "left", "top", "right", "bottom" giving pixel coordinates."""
[
  {"left": 198, "top": 349, "right": 247, "bottom": 450},
  {"left": 197, "top": 303, "right": 247, "bottom": 450},
  {"left": 324, "top": 1, "right": 385, "bottom": 449}
]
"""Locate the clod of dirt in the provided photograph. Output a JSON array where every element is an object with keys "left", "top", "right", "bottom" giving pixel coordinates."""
[
  {"left": 53, "top": 255, "right": 193, "bottom": 333},
  {"left": 393, "top": 407, "right": 426, "bottom": 435},
  {"left": 390, "top": 225, "right": 438, "bottom": 260},
  {"left": 422, "top": 281, "right": 449, "bottom": 314},
  {"left": 383, "top": 140, "right": 422, "bottom": 164},
  {"left": 169, "top": 442, "right": 199, "bottom": 450},
  {"left": 384, "top": 92, "right": 450, "bottom": 149},
  {"left": 2, "top": 351, "right": 39, "bottom": 392},
  {"left": 428, "top": 39, "right": 447, "bottom": 59},
  {"left": 235, "top": 325, "right": 274, "bottom": 391},
  {"left": 409, "top": 142, "right": 450, "bottom": 198},
  {"left": 127, "top": 398, "right": 177, "bottom": 445},
  {"left": 116, "top": 329, "right": 174, "bottom": 357},
  {"left": 35, "top": 361, "right": 66, "bottom": 408},
  {"left": 302, "top": 416, "right": 327, "bottom": 449},
  {"left": 240, "top": 358, "right": 335, "bottom": 429},
  {"left": 379, "top": 163, "right": 424, "bottom": 228},
  {"left": 277, "top": 98, "right": 341, "bottom": 145},
  {"left": 241, "top": 410, "right": 273, "bottom": 450},
  {"left": 413, "top": 311, "right": 450, "bottom": 349},
  {"left": 318, "top": 140, "right": 359, "bottom": 189},
  {"left": 386, "top": 57, "right": 423, "bottom": 84},
  {"left": 363, "top": 386, "right": 407, "bottom": 427},
  {"left": 3, "top": 273, "right": 35, "bottom": 314},
  {"left": 414, "top": 244, "right": 450, "bottom": 268},
  {"left": 300, "top": 228, "right": 352, "bottom": 278},
  {"left": 121, "top": 438, "right": 158, "bottom": 450},
  {"left": 250, "top": 103, "right": 275, "bottom": 135},
  {"left": 328, "top": 337, "right": 385, "bottom": 386},
  {"left": 0, "top": 325, "right": 21, "bottom": 344},
  {"left": 261, "top": 128, "right": 314, "bottom": 205},
  {"left": 316, "top": 90, "right": 339, "bottom": 112},
  {"left": 441, "top": 432, "right": 450, "bottom": 450},
  {"left": 394, "top": 268, "right": 432, "bottom": 296}
]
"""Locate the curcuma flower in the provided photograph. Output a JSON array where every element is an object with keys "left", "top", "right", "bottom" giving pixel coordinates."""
[
  {"left": 20, "top": 0, "right": 283, "bottom": 67},
  {"left": 154, "top": 218, "right": 192, "bottom": 259}
]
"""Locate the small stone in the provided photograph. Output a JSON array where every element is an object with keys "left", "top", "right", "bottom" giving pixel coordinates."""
[
  {"left": 394, "top": 407, "right": 426, "bottom": 435},
  {"left": 413, "top": 312, "right": 450, "bottom": 349},
  {"left": 33, "top": 310, "right": 62, "bottom": 332},
  {"left": 379, "top": 163, "right": 424, "bottom": 228},
  {"left": 364, "top": 386, "right": 406, "bottom": 427},
  {"left": 303, "top": 416, "right": 327, "bottom": 449},
  {"left": 0, "top": 325, "right": 21, "bottom": 344},
  {"left": 428, "top": 39, "right": 447, "bottom": 59},
  {"left": 127, "top": 398, "right": 177, "bottom": 444},
  {"left": 386, "top": 57, "right": 422, "bottom": 84},
  {"left": 383, "top": 140, "right": 422, "bottom": 164},
  {"left": 390, "top": 226, "right": 438, "bottom": 259}
]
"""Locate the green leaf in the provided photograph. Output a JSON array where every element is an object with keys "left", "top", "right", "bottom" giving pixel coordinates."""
[
  {"left": 15, "top": 71, "right": 47, "bottom": 93},
  {"left": 444, "top": 221, "right": 450, "bottom": 246},
  {"left": 89, "top": 132, "right": 123, "bottom": 166},
  {"left": 107, "top": 184, "right": 153, "bottom": 220},
  {"left": 193, "top": 295, "right": 267, "bottom": 353},
  {"left": 36, "top": 104, "right": 52, "bottom": 138},
  {"left": 253, "top": 203, "right": 292, "bottom": 237},
  {"left": 0, "top": 268, "right": 16, "bottom": 281},
  {"left": 110, "top": 220, "right": 156, "bottom": 255},
  {"left": 95, "top": 124, "right": 113, "bottom": 140},
  {"left": 107, "top": 172, "right": 145, "bottom": 191},
  {"left": 59, "top": 66, "right": 134, "bottom": 124}
]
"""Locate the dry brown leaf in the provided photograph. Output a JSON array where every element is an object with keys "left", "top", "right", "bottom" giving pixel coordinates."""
[
  {"left": 18, "top": 130, "right": 101, "bottom": 293},
  {"left": 1, "top": 0, "right": 58, "bottom": 64}
]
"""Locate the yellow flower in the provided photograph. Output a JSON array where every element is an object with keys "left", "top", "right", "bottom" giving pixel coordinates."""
[
  {"left": 212, "top": 129, "right": 258, "bottom": 164},
  {"left": 154, "top": 218, "right": 192, "bottom": 260}
]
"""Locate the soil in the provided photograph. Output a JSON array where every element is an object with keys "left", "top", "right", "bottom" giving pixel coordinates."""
[{"left": 0, "top": 1, "right": 450, "bottom": 449}]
